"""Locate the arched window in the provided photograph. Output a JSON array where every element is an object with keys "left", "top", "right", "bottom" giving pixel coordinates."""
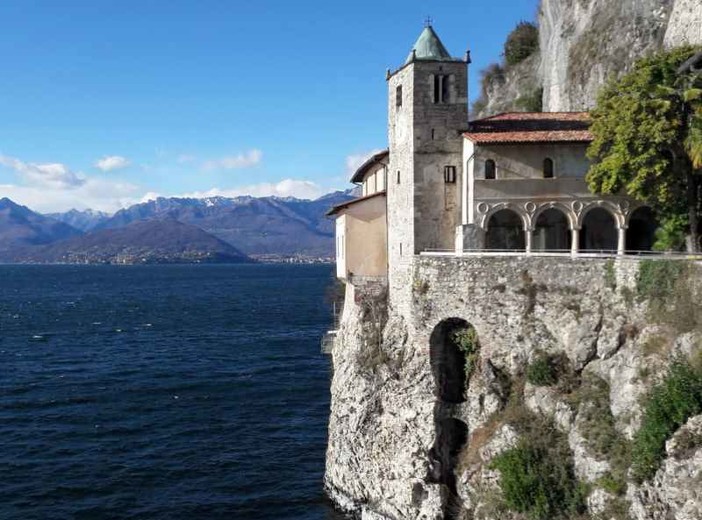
[
  {"left": 543, "top": 158, "right": 554, "bottom": 178},
  {"left": 485, "top": 159, "right": 496, "bottom": 180}
]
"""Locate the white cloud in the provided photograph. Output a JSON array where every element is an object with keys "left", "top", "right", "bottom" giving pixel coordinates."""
[
  {"left": 0, "top": 153, "right": 142, "bottom": 212},
  {"left": 178, "top": 179, "right": 324, "bottom": 200},
  {"left": 201, "top": 149, "right": 262, "bottom": 171},
  {"left": 0, "top": 154, "right": 85, "bottom": 189},
  {"left": 345, "top": 149, "right": 384, "bottom": 176},
  {"left": 94, "top": 155, "right": 130, "bottom": 172},
  {"left": 0, "top": 179, "right": 140, "bottom": 213},
  {"left": 177, "top": 154, "right": 196, "bottom": 164}
]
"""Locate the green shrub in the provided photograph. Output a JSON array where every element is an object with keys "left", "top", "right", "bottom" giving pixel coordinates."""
[
  {"left": 491, "top": 441, "right": 586, "bottom": 520},
  {"left": 480, "top": 63, "right": 505, "bottom": 93},
  {"left": 596, "top": 473, "right": 627, "bottom": 496},
  {"left": 526, "top": 352, "right": 558, "bottom": 386},
  {"left": 504, "top": 21, "right": 539, "bottom": 66},
  {"left": 631, "top": 358, "right": 702, "bottom": 482},
  {"left": 653, "top": 215, "right": 688, "bottom": 252},
  {"left": 452, "top": 327, "right": 480, "bottom": 382},
  {"left": 515, "top": 88, "right": 543, "bottom": 112},
  {"left": 604, "top": 259, "right": 616, "bottom": 289},
  {"left": 636, "top": 260, "right": 684, "bottom": 301}
]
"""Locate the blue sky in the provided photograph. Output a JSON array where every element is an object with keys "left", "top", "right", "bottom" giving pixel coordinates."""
[{"left": 0, "top": 0, "right": 537, "bottom": 212}]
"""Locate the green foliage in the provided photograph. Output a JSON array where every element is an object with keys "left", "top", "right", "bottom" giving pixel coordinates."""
[
  {"left": 452, "top": 327, "right": 480, "bottom": 382},
  {"left": 480, "top": 62, "right": 505, "bottom": 93},
  {"left": 586, "top": 46, "right": 702, "bottom": 247},
  {"left": 570, "top": 375, "right": 631, "bottom": 491},
  {"left": 491, "top": 440, "right": 586, "bottom": 520},
  {"left": 631, "top": 358, "right": 702, "bottom": 482},
  {"left": 636, "top": 260, "right": 684, "bottom": 301},
  {"left": 526, "top": 352, "right": 558, "bottom": 386},
  {"left": 636, "top": 260, "right": 700, "bottom": 333},
  {"left": 653, "top": 214, "right": 688, "bottom": 251},
  {"left": 489, "top": 397, "right": 587, "bottom": 520},
  {"left": 604, "top": 259, "right": 617, "bottom": 289},
  {"left": 596, "top": 473, "right": 627, "bottom": 496},
  {"left": 515, "top": 88, "right": 543, "bottom": 112},
  {"left": 504, "top": 21, "right": 539, "bottom": 66}
]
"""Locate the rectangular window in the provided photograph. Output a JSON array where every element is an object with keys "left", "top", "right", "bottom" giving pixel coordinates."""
[
  {"left": 433, "top": 75, "right": 440, "bottom": 104},
  {"left": 396, "top": 85, "right": 402, "bottom": 108},
  {"left": 396, "top": 170, "right": 401, "bottom": 184},
  {"left": 443, "top": 165, "right": 456, "bottom": 183}
]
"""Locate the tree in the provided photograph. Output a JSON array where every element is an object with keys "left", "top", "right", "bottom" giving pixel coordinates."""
[
  {"left": 504, "top": 21, "right": 539, "bottom": 67},
  {"left": 586, "top": 46, "right": 702, "bottom": 251}
]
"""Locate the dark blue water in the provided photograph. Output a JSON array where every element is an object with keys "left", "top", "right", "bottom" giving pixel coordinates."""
[{"left": 0, "top": 264, "right": 344, "bottom": 520}]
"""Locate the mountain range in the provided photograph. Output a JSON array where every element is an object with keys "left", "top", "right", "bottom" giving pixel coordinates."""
[{"left": 0, "top": 191, "right": 354, "bottom": 264}]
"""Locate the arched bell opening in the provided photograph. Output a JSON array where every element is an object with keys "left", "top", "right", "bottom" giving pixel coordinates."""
[
  {"left": 626, "top": 206, "right": 658, "bottom": 253},
  {"left": 485, "top": 209, "right": 526, "bottom": 251},
  {"left": 579, "top": 207, "right": 617, "bottom": 252},
  {"left": 533, "top": 208, "right": 571, "bottom": 252}
]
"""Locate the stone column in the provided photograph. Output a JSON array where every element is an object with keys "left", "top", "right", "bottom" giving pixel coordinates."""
[
  {"left": 461, "top": 160, "right": 469, "bottom": 226},
  {"left": 617, "top": 227, "right": 626, "bottom": 256},
  {"left": 525, "top": 229, "right": 533, "bottom": 254},
  {"left": 571, "top": 228, "right": 580, "bottom": 256}
]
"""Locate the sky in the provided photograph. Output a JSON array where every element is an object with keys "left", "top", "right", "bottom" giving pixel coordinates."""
[{"left": 0, "top": 0, "right": 538, "bottom": 213}]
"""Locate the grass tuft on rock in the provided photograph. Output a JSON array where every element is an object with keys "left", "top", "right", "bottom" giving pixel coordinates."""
[{"left": 631, "top": 357, "right": 702, "bottom": 482}]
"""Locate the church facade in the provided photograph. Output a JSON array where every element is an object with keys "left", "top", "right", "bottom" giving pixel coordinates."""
[{"left": 328, "top": 25, "right": 657, "bottom": 286}]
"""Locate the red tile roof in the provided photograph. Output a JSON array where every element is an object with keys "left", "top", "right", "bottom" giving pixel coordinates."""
[{"left": 464, "top": 112, "right": 592, "bottom": 144}]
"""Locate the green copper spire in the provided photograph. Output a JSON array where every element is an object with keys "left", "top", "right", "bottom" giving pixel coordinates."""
[{"left": 405, "top": 25, "right": 454, "bottom": 64}]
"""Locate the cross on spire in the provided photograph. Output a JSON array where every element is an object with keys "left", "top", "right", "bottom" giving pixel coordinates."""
[{"left": 424, "top": 16, "right": 433, "bottom": 27}]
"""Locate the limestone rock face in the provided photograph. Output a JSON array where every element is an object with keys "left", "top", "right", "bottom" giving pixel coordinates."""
[
  {"left": 475, "top": 0, "right": 702, "bottom": 118},
  {"left": 630, "top": 414, "right": 702, "bottom": 520},
  {"left": 325, "top": 258, "right": 702, "bottom": 519}
]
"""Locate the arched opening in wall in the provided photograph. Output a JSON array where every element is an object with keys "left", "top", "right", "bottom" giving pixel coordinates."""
[
  {"left": 486, "top": 209, "right": 525, "bottom": 250},
  {"left": 626, "top": 206, "right": 658, "bottom": 253},
  {"left": 429, "top": 318, "right": 474, "bottom": 403},
  {"left": 485, "top": 159, "right": 496, "bottom": 180},
  {"left": 543, "top": 157, "right": 554, "bottom": 178},
  {"left": 428, "top": 318, "right": 478, "bottom": 518},
  {"left": 533, "top": 208, "right": 571, "bottom": 251},
  {"left": 579, "top": 207, "right": 617, "bottom": 252}
]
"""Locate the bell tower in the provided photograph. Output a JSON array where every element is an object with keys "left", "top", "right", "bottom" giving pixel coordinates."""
[{"left": 386, "top": 24, "right": 469, "bottom": 299}]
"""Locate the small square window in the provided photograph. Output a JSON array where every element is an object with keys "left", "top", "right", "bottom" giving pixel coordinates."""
[{"left": 443, "top": 165, "right": 456, "bottom": 183}]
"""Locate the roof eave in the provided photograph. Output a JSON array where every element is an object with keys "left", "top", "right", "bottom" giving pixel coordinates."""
[{"left": 326, "top": 190, "right": 387, "bottom": 217}]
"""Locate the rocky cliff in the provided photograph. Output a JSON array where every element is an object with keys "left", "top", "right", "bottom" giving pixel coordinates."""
[
  {"left": 474, "top": 0, "right": 702, "bottom": 118},
  {"left": 325, "top": 257, "right": 702, "bottom": 519}
]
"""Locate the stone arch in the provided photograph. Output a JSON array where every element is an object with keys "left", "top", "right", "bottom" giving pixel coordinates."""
[
  {"left": 429, "top": 318, "right": 473, "bottom": 403},
  {"left": 579, "top": 206, "right": 618, "bottom": 252},
  {"left": 485, "top": 208, "right": 526, "bottom": 250},
  {"left": 533, "top": 207, "right": 572, "bottom": 251},
  {"left": 626, "top": 206, "right": 658, "bottom": 253}
]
